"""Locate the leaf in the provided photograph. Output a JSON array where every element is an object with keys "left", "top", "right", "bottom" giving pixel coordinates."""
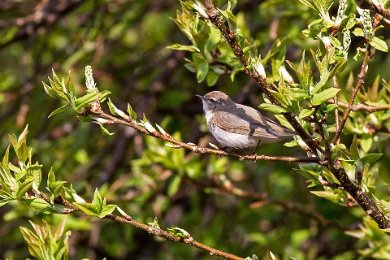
[
  {"left": 75, "top": 92, "right": 99, "bottom": 110},
  {"left": 99, "top": 204, "right": 116, "bottom": 218},
  {"left": 26, "top": 198, "right": 51, "bottom": 211},
  {"left": 360, "top": 153, "right": 383, "bottom": 164},
  {"left": 196, "top": 61, "right": 209, "bottom": 83},
  {"left": 370, "top": 37, "right": 388, "bottom": 52},
  {"left": 299, "top": 109, "right": 314, "bottom": 119},
  {"left": 312, "top": 69, "right": 331, "bottom": 94},
  {"left": 167, "top": 44, "right": 200, "bottom": 52},
  {"left": 48, "top": 104, "right": 69, "bottom": 118},
  {"left": 353, "top": 28, "right": 364, "bottom": 37},
  {"left": 258, "top": 103, "right": 287, "bottom": 114},
  {"left": 16, "top": 178, "right": 34, "bottom": 199},
  {"left": 18, "top": 125, "right": 29, "bottom": 144},
  {"left": 312, "top": 88, "right": 340, "bottom": 106},
  {"left": 75, "top": 202, "right": 99, "bottom": 216},
  {"left": 107, "top": 98, "right": 128, "bottom": 118},
  {"left": 168, "top": 175, "right": 182, "bottom": 197},
  {"left": 167, "top": 227, "right": 191, "bottom": 238},
  {"left": 206, "top": 72, "right": 219, "bottom": 86},
  {"left": 310, "top": 190, "right": 339, "bottom": 202},
  {"left": 127, "top": 103, "right": 138, "bottom": 120},
  {"left": 350, "top": 136, "right": 359, "bottom": 160},
  {"left": 98, "top": 123, "right": 114, "bottom": 136}
]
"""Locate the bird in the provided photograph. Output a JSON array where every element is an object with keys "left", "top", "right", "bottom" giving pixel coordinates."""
[{"left": 197, "top": 91, "right": 295, "bottom": 150}]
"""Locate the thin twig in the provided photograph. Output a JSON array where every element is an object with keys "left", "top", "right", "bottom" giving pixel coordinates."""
[
  {"left": 356, "top": 0, "right": 390, "bottom": 19},
  {"left": 332, "top": 47, "right": 371, "bottom": 144},
  {"left": 29, "top": 190, "right": 244, "bottom": 260},
  {"left": 329, "top": 99, "right": 390, "bottom": 112},
  {"left": 332, "top": 77, "right": 340, "bottom": 141},
  {"left": 91, "top": 109, "right": 321, "bottom": 164},
  {"left": 332, "top": 12, "right": 383, "bottom": 144},
  {"left": 191, "top": 177, "right": 347, "bottom": 231}
]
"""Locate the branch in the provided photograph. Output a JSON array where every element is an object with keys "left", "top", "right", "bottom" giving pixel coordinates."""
[
  {"left": 356, "top": 0, "right": 390, "bottom": 19},
  {"left": 191, "top": 177, "right": 347, "bottom": 231},
  {"left": 332, "top": 12, "right": 383, "bottom": 144},
  {"left": 31, "top": 190, "right": 244, "bottom": 260},
  {"left": 90, "top": 109, "right": 320, "bottom": 164},
  {"left": 329, "top": 99, "right": 390, "bottom": 112},
  {"left": 201, "top": 0, "right": 322, "bottom": 156},
  {"left": 327, "top": 161, "right": 390, "bottom": 229}
]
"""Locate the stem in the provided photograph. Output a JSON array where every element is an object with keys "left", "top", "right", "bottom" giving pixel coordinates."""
[
  {"left": 356, "top": 0, "right": 390, "bottom": 19},
  {"left": 92, "top": 110, "right": 320, "bottom": 164},
  {"left": 329, "top": 100, "right": 390, "bottom": 112},
  {"left": 332, "top": 48, "right": 371, "bottom": 144},
  {"left": 31, "top": 190, "right": 244, "bottom": 260},
  {"left": 193, "top": 177, "right": 347, "bottom": 230}
]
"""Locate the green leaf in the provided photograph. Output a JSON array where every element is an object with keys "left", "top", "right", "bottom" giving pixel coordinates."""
[
  {"left": 312, "top": 88, "right": 340, "bottom": 106},
  {"left": 370, "top": 37, "right": 388, "bottom": 52},
  {"left": 127, "top": 103, "right": 138, "bottom": 120},
  {"left": 299, "top": 109, "right": 314, "bottom": 119},
  {"left": 97, "top": 90, "right": 111, "bottom": 102},
  {"left": 258, "top": 103, "right": 287, "bottom": 114},
  {"left": 99, "top": 204, "right": 116, "bottom": 218},
  {"left": 353, "top": 28, "right": 364, "bottom": 37},
  {"left": 360, "top": 153, "right": 382, "bottom": 164},
  {"left": 167, "top": 44, "right": 200, "bottom": 52},
  {"left": 149, "top": 217, "right": 160, "bottom": 229},
  {"left": 16, "top": 178, "right": 34, "bottom": 199},
  {"left": 168, "top": 175, "right": 182, "bottom": 197},
  {"left": 310, "top": 190, "right": 339, "bottom": 202},
  {"left": 167, "top": 227, "right": 191, "bottom": 238},
  {"left": 107, "top": 99, "right": 128, "bottom": 119},
  {"left": 196, "top": 61, "right": 209, "bottom": 83},
  {"left": 350, "top": 136, "right": 359, "bottom": 160},
  {"left": 75, "top": 202, "right": 99, "bottom": 216},
  {"left": 75, "top": 92, "right": 99, "bottom": 110},
  {"left": 206, "top": 72, "right": 219, "bottom": 86},
  {"left": 26, "top": 198, "right": 50, "bottom": 211},
  {"left": 312, "top": 69, "right": 331, "bottom": 94},
  {"left": 48, "top": 104, "right": 69, "bottom": 118},
  {"left": 97, "top": 123, "right": 114, "bottom": 136}
]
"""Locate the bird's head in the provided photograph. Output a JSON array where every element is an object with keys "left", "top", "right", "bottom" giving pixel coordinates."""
[{"left": 196, "top": 91, "right": 234, "bottom": 113}]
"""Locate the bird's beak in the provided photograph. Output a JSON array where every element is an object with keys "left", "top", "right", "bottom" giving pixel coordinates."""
[{"left": 195, "top": 94, "right": 204, "bottom": 100}]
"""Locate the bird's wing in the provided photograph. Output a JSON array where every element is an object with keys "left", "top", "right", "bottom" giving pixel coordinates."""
[
  {"left": 212, "top": 111, "right": 284, "bottom": 139},
  {"left": 235, "top": 104, "right": 295, "bottom": 138}
]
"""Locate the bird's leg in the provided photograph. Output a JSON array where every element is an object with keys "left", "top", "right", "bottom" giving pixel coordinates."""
[{"left": 252, "top": 140, "right": 261, "bottom": 162}]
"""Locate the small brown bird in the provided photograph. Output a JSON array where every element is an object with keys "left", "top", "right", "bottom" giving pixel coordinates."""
[{"left": 197, "top": 91, "right": 295, "bottom": 150}]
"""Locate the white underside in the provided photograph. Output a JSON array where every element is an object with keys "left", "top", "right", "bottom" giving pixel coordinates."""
[{"left": 207, "top": 121, "right": 259, "bottom": 149}]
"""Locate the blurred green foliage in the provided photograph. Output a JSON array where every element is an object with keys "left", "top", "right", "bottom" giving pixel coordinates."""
[{"left": 1, "top": 0, "right": 390, "bottom": 259}]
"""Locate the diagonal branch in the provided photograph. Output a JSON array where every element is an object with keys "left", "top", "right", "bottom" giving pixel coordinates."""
[
  {"left": 202, "top": 0, "right": 323, "bottom": 156},
  {"left": 332, "top": 48, "right": 371, "bottom": 144},
  {"left": 356, "top": 0, "right": 390, "bottom": 19},
  {"left": 332, "top": 12, "right": 383, "bottom": 144},
  {"left": 31, "top": 190, "right": 244, "bottom": 260},
  {"left": 189, "top": 177, "right": 348, "bottom": 231},
  {"left": 329, "top": 99, "right": 390, "bottom": 112}
]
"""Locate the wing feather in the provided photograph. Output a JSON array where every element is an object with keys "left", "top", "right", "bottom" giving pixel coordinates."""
[{"left": 211, "top": 111, "right": 285, "bottom": 139}]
